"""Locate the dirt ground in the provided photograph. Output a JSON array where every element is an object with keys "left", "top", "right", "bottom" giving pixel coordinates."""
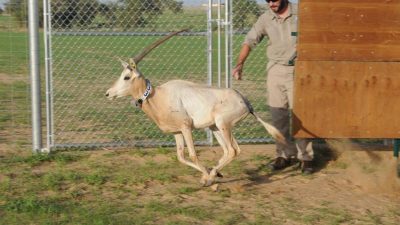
[
  {"left": 151, "top": 140, "right": 400, "bottom": 224},
  {"left": 1, "top": 140, "right": 400, "bottom": 224}
]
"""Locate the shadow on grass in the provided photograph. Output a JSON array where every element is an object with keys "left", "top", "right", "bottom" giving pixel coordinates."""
[{"left": 219, "top": 139, "right": 338, "bottom": 188}]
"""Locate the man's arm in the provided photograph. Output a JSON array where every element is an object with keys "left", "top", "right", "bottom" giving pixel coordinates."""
[
  {"left": 232, "top": 44, "right": 251, "bottom": 80},
  {"left": 233, "top": 13, "right": 268, "bottom": 80}
]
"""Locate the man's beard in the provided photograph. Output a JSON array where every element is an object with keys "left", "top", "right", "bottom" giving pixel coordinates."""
[{"left": 276, "top": 0, "right": 289, "bottom": 14}]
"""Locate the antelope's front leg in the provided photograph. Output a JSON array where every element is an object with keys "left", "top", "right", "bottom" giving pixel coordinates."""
[
  {"left": 180, "top": 128, "right": 212, "bottom": 186},
  {"left": 174, "top": 133, "right": 210, "bottom": 185}
]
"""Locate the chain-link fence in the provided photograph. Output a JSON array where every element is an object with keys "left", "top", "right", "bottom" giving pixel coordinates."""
[
  {"left": 0, "top": 1, "right": 32, "bottom": 150},
  {"left": 1, "top": 0, "right": 389, "bottom": 151},
  {"left": 47, "top": 0, "right": 206, "bottom": 148},
  {"left": 232, "top": 0, "right": 271, "bottom": 143},
  {"left": 43, "top": 0, "right": 276, "bottom": 149}
]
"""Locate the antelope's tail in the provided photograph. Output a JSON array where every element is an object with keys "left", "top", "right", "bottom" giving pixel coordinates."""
[
  {"left": 233, "top": 89, "right": 286, "bottom": 144},
  {"left": 252, "top": 112, "right": 286, "bottom": 145}
]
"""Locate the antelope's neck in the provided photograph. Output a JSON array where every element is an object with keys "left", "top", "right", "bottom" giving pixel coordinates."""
[
  {"left": 130, "top": 77, "right": 158, "bottom": 114},
  {"left": 133, "top": 78, "right": 159, "bottom": 121},
  {"left": 131, "top": 77, "right": 148, "bottom": 100}
]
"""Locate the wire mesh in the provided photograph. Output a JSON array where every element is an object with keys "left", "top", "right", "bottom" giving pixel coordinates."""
[
  {"left": 0, "top": 0, "right": 32, "bottom": 150},
  {"left": 1, "top": 0, "right": 389, "bottom": 151},
  {"left": 231, "top": 0, "right": 273, "bottom": 143},
  {"left": 43, "top": 0, "right": 290, "bottom": 150},
  {"left": 44, "top": 0, "right": 282, "bottom": 150},
  {"left": 47, "top": 0, "right": 209, "bottom": 149}
]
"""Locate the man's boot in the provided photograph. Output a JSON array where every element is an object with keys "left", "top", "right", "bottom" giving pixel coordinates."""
[{"left": 301, "top": 160, "right": 314, "bottom": 174}]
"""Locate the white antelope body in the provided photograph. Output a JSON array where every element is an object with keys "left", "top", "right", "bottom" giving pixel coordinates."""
[{"left": 106, "top": 30, "right": 285, "bottom": 186}]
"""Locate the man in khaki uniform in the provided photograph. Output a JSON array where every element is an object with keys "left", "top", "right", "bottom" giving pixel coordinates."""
[{"left": 233, "top": 0, "right": 313, "bottom": 173}]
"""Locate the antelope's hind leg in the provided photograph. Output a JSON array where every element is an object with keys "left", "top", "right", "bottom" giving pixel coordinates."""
[
  {"left": 211, "top": 130, "right": 228, "bottom": 178},
  {"left": 208, "top": 120, "right": 240, "bottom": 183}
]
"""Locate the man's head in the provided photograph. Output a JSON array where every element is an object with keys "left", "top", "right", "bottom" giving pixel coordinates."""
[{"left": 266, "top": 0, "right": 289, "bottom": 14}]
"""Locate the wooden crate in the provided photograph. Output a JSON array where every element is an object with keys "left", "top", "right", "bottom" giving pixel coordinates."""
[{"left": 293, "top": 0, "right": 400, "bottom": 138}]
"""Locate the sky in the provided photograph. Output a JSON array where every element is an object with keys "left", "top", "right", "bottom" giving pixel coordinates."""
[{"left": 0, "top": 0, "right": 6, "bottom": 10}]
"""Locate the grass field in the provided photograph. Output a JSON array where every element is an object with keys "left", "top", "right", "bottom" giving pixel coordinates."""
[{"left": 0, "top": 14, "right": 36, "bottom": 149}]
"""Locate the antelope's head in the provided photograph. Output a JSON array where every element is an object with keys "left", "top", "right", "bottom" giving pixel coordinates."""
[
  {"left": 106, "top": 28, "right": 189, "bottom": 100},
  {"left": 106, "top": 58, "right": 142, "bottom": 99}
]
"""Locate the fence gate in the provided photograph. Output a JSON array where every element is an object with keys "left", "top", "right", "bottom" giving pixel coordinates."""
[{"left": 44, "top": 0, "right": 276, "bottom": 150}]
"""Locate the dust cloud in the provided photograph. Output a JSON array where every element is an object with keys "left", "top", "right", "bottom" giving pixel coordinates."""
[{"left": 326, "top": 139, "right": 400, "bottom": 194}]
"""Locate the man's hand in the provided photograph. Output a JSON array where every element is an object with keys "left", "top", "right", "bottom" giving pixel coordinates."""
[
  {"left": 232, "top": 63, "right": 243, "bottom": 80},
  {"left": 233, "top": 44, "right": 250, "bottom": 80}
]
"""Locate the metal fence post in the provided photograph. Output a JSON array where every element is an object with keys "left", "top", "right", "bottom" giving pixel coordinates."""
[
  {"left": 207, "top": 0, "right": 214, "bottom": 146},
  {"left": 43, "top": 0, "right": 54, "bottom": 151},
  {"left": 28, "top": 0, "right": 43, "bottom": 153},
  {"left": 225, "top": 0, "right": 232, "bottom": 88}
]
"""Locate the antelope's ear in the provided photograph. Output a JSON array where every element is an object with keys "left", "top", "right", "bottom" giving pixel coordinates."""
[
  {"left": 118, "top": 58, "right": 129, "bottom": 68},
  {"left": 128, "top": 58, "right": 137, "bottom": 70}
]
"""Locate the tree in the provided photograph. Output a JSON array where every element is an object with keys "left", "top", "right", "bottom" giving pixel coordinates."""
[
  {"left": 51, "top": 0, "right": 99, "bottom": 29},
  {"left": 233, "top": 0, "right": 262, "bottom": 30},
  {"left": 117, "top": 0, "right": 183, "bottom": 30},
  {"left": 5, "top": 0, "right": 44, "bottom": 28}
]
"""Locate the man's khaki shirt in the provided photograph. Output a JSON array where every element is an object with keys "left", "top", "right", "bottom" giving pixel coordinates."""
[{"left": 244, "top": 3, "right": 298, "bottom": 66}]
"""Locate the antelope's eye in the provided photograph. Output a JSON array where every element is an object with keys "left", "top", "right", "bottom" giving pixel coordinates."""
[{"left": 124, "top": 76, "right": 130, "bottom": 80}]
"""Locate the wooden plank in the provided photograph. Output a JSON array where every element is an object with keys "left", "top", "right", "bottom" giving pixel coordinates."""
[
  {"left": 298, "top": 1, "right": 400, "bottom": 61},
  {"left": 298, "top": 42, "right": 400, "bottom": 61},
  {"left": 301, "top": 0, "right": 400, "bottom": 3},
  {"left": 293, "top": 61, "right": 400, "bottom": 138},
  {"left": 299, "top": 2, "right": 400, "bottom": 31}
]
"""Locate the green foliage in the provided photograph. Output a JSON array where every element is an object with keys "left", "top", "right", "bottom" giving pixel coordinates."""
[
  {"left": 5, "top": 0, "right": 44, "bottom": 27},
  {"left": 117, "top": 0, "right": 183, "bottom": 30},
  {"left": 24, "top": 153, "right": 55, "bottom": 166},
  {"left": 233, "top": 0, "right": 262, "bottom": 29},
  {"left": 3, "top": 196, "right": 67, "bottom": 214},
  {"left": 51, "top": 0, "right": 99, "bottom": 29},
  {"left": 43, "top": 172, "right": 65, "bottom": 189},
  {"left": 49, "top": 0, "right": 184, "bottom": 30},
  {"left": 0, "top": 152, "right": 81, "bottom": 167},
  {"left": 84, "top": 172, "right": 108, "bottom": 185}
]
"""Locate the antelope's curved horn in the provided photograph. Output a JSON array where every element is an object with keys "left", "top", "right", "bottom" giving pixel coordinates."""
[{"left": 133, "top": 28, "right": 190, "bottom": 64}]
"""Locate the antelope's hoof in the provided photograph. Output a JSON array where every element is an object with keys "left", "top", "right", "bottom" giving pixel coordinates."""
[
  {"left": 210, "top": 183, "right": 219, "bottom": 191},
  {"left": 200, "top": 174, "right": 215, "bottom": 187},
  {"left": 202, "top": 179, "right": 215, "bottom": 187}
]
